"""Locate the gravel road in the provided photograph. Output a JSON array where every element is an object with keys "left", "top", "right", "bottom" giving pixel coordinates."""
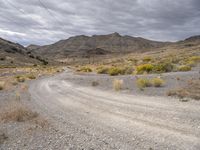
[{"left": 29, "top": 70, "right": 200, "bottom": 150}]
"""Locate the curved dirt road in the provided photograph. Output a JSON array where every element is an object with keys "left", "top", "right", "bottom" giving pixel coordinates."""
[{"left": 29, "top": 70, "right": 200, "bottom": 150}]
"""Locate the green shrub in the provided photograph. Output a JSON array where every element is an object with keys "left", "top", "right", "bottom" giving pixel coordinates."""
[
  {"left": 136, "top": 78, "right": 152, "bottom": 90},
  {"left": 178, "top": 65, "right": 191, "bottom": 72},
  {"left": 78, "top": 67, "right": 92, "bottom": 72},
  {"left": 136, "top": 64, "right": 154, "bottom": 74},
  {"left": 151, "top": 78, "right": 165, "bottom": 87}
]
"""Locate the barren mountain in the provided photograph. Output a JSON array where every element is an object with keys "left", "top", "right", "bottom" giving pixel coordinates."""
[
  {"left": 28, "top": 33, "right": 167, "bottom": 59},
  {"left": 0, "top": 38, "right": 41, "bottom": 66}
]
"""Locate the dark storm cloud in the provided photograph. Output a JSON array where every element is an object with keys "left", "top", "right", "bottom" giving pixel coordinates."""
[{"left": 0, "top": 0, "right": 200, "bottom": 45}]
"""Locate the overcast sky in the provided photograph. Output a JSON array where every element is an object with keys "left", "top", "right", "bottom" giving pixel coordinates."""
[{"left": 0, "top": 0, "right": 200, "bottom": 46}]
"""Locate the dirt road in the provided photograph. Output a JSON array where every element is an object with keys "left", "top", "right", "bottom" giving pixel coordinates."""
[{"left": 29, "top": 70, "right": 200, "bottom": 150}]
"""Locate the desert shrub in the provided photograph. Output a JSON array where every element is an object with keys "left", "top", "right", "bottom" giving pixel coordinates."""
[
  {"left": 92, "top": 81, "right": 99, "bottom": 86},
  {"left": 122, "top": 66, "right": 134, "bottom": 75},
  {"left": 189, "top": 56, "right": 200, "bottom": 62},
  {"left": 136, "top": 64, "right": 154, "bottom": 74},
  {"left": 16, "top": 76, "right": 25, "bottom": 82},
  {"left": 113, "top": 79, "right": 123, "bottom": 91},
  {"left": 0, "top": 101, "right": 38, "bottom": 122},
  {"left": 128, "top": 58, "right": 138, "bottom": 64},
  {"left": 108, "top": 67, "right": 123, "bottom": 76},
  {"left": 97, "top": 66, "right": 109, "bottom": 74},
  {"left": 186, "top": 60, "right": 196, "bottom": 67},
  {"left": 26, "top": 74, "right": 36, "bottom": 79},
  {"left": 136, "top": 78, "right": 152, "bottom": 90},
  {"left": 171, "top": 57, "right": 181, "bottom": 64},
  {"left": 78, "top": 67, "right": 92, "bottom": 72},
  {"left": 167, "top": 89, "right": 189, "bottom": 99},
  {"left": 167, "top": 79, "right": 200, "bottom": 100},
  {"left": 0, "top": 82, "right": 5, "bottom": 90},
  {"left": 178, "top": 65, "right": 191, "bottom": 72},
  {"left": 151, "top": 78, "right": 165, "bottom": 87},
  {"left": 142, "top": 56, "right": 152, "bottom": 62},
  {"left": 153, "top": 61, "right": 174, "bottom": 73}
]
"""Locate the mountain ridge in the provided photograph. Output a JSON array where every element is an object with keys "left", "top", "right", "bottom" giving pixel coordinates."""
[{"left": 28, "top": 32, "right": 168, "bottom": 59}]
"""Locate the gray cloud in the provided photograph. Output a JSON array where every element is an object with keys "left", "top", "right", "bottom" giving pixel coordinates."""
[{"left": 0, "top": 0, "right": 200, "bottom": 45}]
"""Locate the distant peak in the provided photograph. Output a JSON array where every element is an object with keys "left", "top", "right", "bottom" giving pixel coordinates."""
[
  {"left": 185, "top": 35, "right": 200, "bottom": 41},
  {"left": 110, "top": 32, "right": 121, "bottom": 37}
]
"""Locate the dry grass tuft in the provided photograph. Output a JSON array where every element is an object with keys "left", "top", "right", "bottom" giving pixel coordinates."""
[
  {"left": 167, "top": 79, "right": 200, "bottom": 100},
  {"left": 77, "top": 66, "right": 92, "bottom": 72},
  {"left": 178, "top": 65, "right": 191, "bottom": 72},
  {"left": 0, "top": 101, "right": 38, "bottom": 122},
  {"left": 26, "top": 74, "right": 36, "bottom": 79},
  {"left": 0, "top": 81, "right": 5, "bottom": 90},
  {"left": 167, "top": 89, "right": 189, "bottom": 99},
  {"left": 32, "top": 117, "right": 49, "bottom": 128},
  {"left": 16, "top": 76, "right": 25, "bottom": 82},
  {"left": 113, "top": 79, "right": 123, "bottom": 91},
  {"left": 0, "top": 132, "right": 8, "bottom": 144},
  {"left": 136, "top": 78, "right": 152, "bottom": 90},
  {"left": 151, "top": 78, "right": 165, "bottom": 87}
]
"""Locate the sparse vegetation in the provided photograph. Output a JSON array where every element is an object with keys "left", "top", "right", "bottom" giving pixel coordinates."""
[
  {"left": 0, "top": 81, "right": 5, "bottom": 90},
  {"left": 136, "top": 64, "right": 154, "bottom": 74},
  {"left": 16, "top": 76, "right": 25, "bottom": 82},
  {"left": 178, "top": 65, "right": 191, "bottom": 72},
  {"left": 136, "top": 77, "right": 165, "bottom": 90},
  {"left": 26, "top": 74, "right": 36, "bottom": 79},
  {"left": 153, "top": 62, "right": 174, "bottom": 73},
  {"left": 142, "top": 56, "right": 152, "bottom": 62},
  {"left": 77, "top": 66, "right": 92, "bottom": 72},
  {"left": 97, "top": 66, "right": 109, "bottom": 74},
  {"left": 167, "top": 79, "right": 200, "bottom": 100},
  {"left": 189, "top": 56, "right": 200, "bottom": 62},
  {"left": 113, "top": 79, "right": 123, "bottom": 91},
  {"left": 0, "top": 101, "right": 38, "bottom": 122},
  {"left": 136, "top": 78, "right": 152, "bottom": 90},
  {"left": 108, "top": 67, "right": 124, "bottom": 76},
  {"left": 186, "top": 60, "right": 196, "bottom": 67},
  {"left": 167, "top": 89, "right": 188, "bottom": 98},
  {"left": 151, "top": 78, "right": 165, "bottom": 87},
  {"left": 97, "top": 66, "right": 134, "bottom": 75}
]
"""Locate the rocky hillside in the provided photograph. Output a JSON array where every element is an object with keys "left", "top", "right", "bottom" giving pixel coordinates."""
[
  {"left": 0, "top": 38, "right": 42, "bottom": 66},
  {"left": 28, "top": 33, "right": 167, "bottom": 59}
]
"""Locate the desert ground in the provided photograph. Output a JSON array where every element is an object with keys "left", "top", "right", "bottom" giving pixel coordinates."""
[{"left": 0, "top": 66, "right": 200, "bottom": 150}]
